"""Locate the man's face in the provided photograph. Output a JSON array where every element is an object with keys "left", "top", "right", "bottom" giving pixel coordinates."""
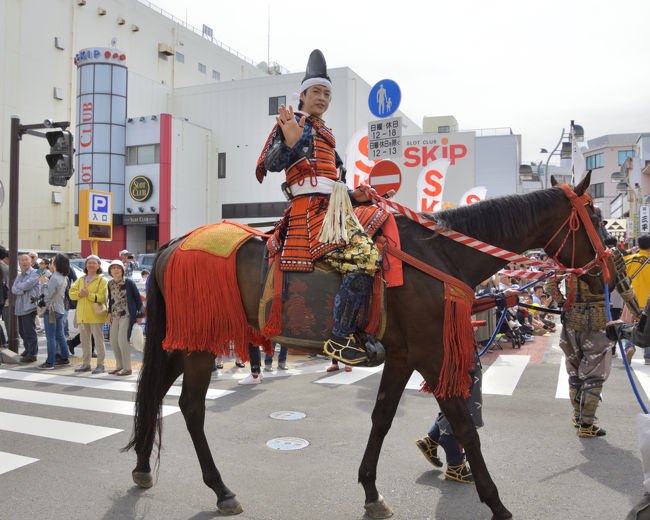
[
  {"left": 300, "top": 85, "right": 331, "bottom": 118},
  {"left": 29, "top": 253, "right": 37, "bottom": 264},
  {"left": 19, "top": 255, "right": 31, "bottom": 272},
  {"left": 534, "top": 288, "right": 543, "bottom": 298}
]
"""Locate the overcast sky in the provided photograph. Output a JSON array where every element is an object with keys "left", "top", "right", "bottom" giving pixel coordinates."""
[{"left": 150, "top": 0, "right": 650, "bottom": 165}]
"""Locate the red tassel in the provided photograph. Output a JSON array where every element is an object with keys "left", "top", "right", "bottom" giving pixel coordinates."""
[
  {"left": 433, "top": 284, "right": 474, "bottom": 400},
  {"left": 261, "top": 259, "right": 284, "bottom": 339}
]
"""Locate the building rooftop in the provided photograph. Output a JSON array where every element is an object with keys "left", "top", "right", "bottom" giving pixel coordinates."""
[{"left": 587, "top": 132, "right": 650, "bottom": 149}]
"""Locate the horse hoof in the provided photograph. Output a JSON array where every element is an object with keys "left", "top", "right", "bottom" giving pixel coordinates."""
[
  {"left": 491, "top": 509, "right": 513, "bottom": 520},
  {"left": 364, "top": 494, "right": 393, "bottom": 519},
  {"left": 132, "top": 470, "right": 153, "bottom": 488},
  {"left": 217, "top": 497, "right": 243, "bottom": 515}
]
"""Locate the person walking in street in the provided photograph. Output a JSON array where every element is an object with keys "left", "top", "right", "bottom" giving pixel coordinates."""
[
  {"left": 239, "top": 344, "right": 264, "bottom": 385},
  {"left": 69, "top": 255, "right": 108, "bottom": 374},
  {"left": 624, "top": 235, "right": 650, "bottom": 364},
  {"left": 264, "top": 343, "right": 290, "bottom": 372},
  {"left": 39, "top": 254, "right": 71, "bottom": 369},
  {"left": 12, "top": 254, "right": 40, "bottom": 363},
  {"left": 545, "top": 249, "right": 640, "bottom": 437},
  {"left": 106, "top": 259, "right": 144, "bottom": 376}
]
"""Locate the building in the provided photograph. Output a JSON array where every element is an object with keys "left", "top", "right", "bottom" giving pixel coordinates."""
[{"left": 2, "top": 0, "right": 523, "bottom": 259}]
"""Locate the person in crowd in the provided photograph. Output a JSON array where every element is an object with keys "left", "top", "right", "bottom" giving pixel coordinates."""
[
  {"left": 474, "top": 277, "right": 497, "bottom": 348},
  {"left": 140, "top": 269, "right": 149, "bottom": 284},
  {"left": 264, "top": 342, "right": 289, "bottom": 371},
  {"left": 38, "top": 254, "right": 71, "bottom": 369},
  {"left": 326, "top": 358, "right": 352, "bottom": 372},
  {"left": 69, "top": 255, "right": 108, "bottom": 374},
  {"left": 63, "top": 262, "right": 77, "bottom": 339},
  {"left": 215, "top": 353, "right": 245, "bottom": 371},
  {"left": 119, "top": 250, "right": 137, "bottom": 278},
  {"left": 28, "top": 251, "right": 38, "bottom": 269},
  {"left": 545, "top": 250, "right": 640, "bottom": 437},
  {"left": 239, "top": 344, "right": 264, "bottom": 384},
  {"left": 106, "top": 259, "right": 144, "bottom": 376},
  {"left": 12, "top": 254, "right": 40, "bottom": 362},
  {"left": 623, "top": 235, "right": 650, "bottom": 365},
  {"left": 0, "top": 246, "right": 8, "bottom": 347}
]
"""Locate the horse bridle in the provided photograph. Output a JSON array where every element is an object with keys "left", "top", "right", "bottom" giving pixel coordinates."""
[{"left": 542, "top": 184, "right": 611, "bottom": 283}]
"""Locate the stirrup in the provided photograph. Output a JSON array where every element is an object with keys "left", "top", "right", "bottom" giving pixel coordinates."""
[
  {"left": 578, "top": 423, "right": 606, "bottom": 438},
  {"left": 415, "top": 437, "right": 443, "bottom": 468},
  {"left": 323, "top": 335, "right": 368, "bottom": 366},
  {"left": 444, "top": 461, "right": 474, "bottom": 484}
]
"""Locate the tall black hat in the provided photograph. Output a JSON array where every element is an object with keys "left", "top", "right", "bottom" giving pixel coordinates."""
[{"left": 300, "top": 49, "right": 332, "bottom": 92}]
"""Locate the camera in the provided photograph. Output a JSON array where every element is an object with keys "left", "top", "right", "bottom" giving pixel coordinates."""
[
  {"left": 43, "top": 119, "right": 54, "bottom": 128},
  {"left": 128, "top": 254, "right": 134, "bottom": 259},
  {"left": 30, "top": 294, "right": 46, "bottom": 307}
]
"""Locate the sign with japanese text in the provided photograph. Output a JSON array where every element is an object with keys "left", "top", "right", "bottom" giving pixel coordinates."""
[
  {"left": 640, "top": 205, "right": 650, "bottom": 234},
  {"left": 368, "top": 117, "right": 402, "bottom": 160}
]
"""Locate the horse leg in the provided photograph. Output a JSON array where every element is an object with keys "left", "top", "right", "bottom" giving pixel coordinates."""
[
  {"left": 132, "top": 349, "right": 185, "bottom": 487},
  {"left": 179, "top": 351, "right": 242, "bottom": 515},
  {"left": 436, "top": 397, "right": 512, "bottom": 520},
  {"left": 359, "top": 359, "right": 412, "bottom": 519}
]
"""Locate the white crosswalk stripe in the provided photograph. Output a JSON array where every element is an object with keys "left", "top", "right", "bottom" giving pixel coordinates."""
[
  {"left": 314, "top": 365, "right": 383, "bottom": 385},
  {"left": 556, "top": 356, "right": 569, "bottom": 399},
  {"left": 482, "top": 355, "right": 530, "bottom": 396},
  {"left": 0, "top": 411, "right": 123, "bottom": 444},
  {"left": 0, "top": 451, "right": 38, "bottom": 476}
]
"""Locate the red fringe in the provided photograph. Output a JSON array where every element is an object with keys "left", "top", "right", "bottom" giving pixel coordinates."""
[
  {"left": 261, "top": 259, "right": 284, "bottom": 339},
  {"left": 365, "top": 271, "right": 383, "bottom": 335},
  {"left": 163, "top": 248, "right": 271, "bottom": 360},
  {"left": 432, "top": 284, "right": 475, "bottom": 399}
]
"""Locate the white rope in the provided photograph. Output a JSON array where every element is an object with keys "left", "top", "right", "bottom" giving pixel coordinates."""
[{"left": 317, "top": 182, "right": 361, "bottom": 244}]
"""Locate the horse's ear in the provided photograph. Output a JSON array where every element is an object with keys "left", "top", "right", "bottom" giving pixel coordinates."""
[
  {"left": 574, "top": 170, "right": 592, "bottom": 196},
  {"left": 550, "top": 175, "right": 559, "bottom": 187}
]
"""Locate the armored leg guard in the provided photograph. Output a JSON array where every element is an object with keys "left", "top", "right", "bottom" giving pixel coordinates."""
[
  {"left": 324, "top": 273, "right": 385, "bottom": 366},
  {"left": 415, "top": 436, "right": 443, "bottom": 468},
  {"left": 569, "top": 383, "right": 582, "bottom": 428},
  {"left": 578, "top": 384, "right": 606, "bottom": 437}
]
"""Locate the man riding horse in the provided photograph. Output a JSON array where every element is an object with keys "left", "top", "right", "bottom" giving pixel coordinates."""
[{"left": 255, "top": 49, "right": 387, "bottom": 366}]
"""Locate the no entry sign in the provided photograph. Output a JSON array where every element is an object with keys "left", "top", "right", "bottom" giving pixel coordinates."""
[{"left": 368, "top": 159, "right": 402, "bottom": 195}]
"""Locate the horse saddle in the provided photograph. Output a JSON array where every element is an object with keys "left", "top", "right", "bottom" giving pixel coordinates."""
[{"left": 258, "top": 258, "right": 387, "bottom": 350}]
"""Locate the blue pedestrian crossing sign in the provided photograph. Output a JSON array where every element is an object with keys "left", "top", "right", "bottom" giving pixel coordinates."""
[{"left": 369, "top": 79, "right": 401, "bottom": 118}]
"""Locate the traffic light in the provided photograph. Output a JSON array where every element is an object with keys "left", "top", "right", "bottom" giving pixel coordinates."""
[{"left": 45, "top": 130, "right": 74, "bottom": 186}]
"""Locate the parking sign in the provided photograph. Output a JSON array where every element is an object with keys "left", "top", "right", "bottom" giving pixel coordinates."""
[
  {"left": 89, "top": 192, "right": 112, "bottom": 224},
  {"left": 79, "top": 189, "right": 113, "bottom": 241}
]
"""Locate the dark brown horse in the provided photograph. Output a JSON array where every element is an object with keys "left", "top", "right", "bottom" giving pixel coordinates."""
[{"left": 124, "top": 173, "right": 612, "bottom": 519}]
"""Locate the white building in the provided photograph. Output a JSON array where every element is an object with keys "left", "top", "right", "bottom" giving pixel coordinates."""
[{"left": 1, "top": 0, "right": 522, "bottom": 258}]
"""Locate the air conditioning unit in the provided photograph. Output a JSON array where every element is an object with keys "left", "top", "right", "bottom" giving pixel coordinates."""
[{"left": 157, "top": 43, "right": 174, "bottom": 56}]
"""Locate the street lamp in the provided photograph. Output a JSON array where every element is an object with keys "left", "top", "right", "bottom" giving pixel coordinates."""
[{"left": 612, "top": 168, "right": 641, "bottom": 243}]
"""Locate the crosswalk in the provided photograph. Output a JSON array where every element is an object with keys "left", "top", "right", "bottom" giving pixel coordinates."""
[{"left": 3, "top": 352, "right": 650, "bottom": 477}]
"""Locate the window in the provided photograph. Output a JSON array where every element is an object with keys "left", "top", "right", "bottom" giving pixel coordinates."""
[
  {"left": 588, "top": 182, "right": 604, "bottom": 199},
  {"left": 212, "top": 69, "right": 220, "bottom": 80},
  {"left": 586, "top": 153, "right": 604, "bottom": 169},
  {"left": 222, "top": 201, "right": 290, "bottom": 219},
  {"left": 268, "top": 95, "right": 286, "bottom": 115},
  {"left": 176, "top": 52, "right": 184, "bottom": 63},
  {"left": 618, "top": 149, "right": 634, "bottom": 165},
  {"left": 198, "top": 63, "right": 206, "bottom": 74},
  {"left": 218, "top": 152, "right": 226, "bottom": 179},
  {"left": 126, "top": 144, "right": 160, "bottom": 165}
]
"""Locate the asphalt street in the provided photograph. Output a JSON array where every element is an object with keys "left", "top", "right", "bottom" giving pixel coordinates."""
[{"left": 0, "top": 330, "right": 646, "bottom": 520}]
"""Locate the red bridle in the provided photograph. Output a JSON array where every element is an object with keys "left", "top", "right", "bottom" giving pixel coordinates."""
[{"left": 543, "top": 184, "right": 611, "bottom": 283}]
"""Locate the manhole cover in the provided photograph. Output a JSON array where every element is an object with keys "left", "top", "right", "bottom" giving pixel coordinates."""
[
  {"left": 266, "top": 437, "right": 310, "bottom": 450},
  {"left": 269, "top": 411, "right": 306, "bottom": 421}
]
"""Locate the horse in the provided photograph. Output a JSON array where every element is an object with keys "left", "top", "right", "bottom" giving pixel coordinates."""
[{"left": 124, "top": 172, "right": 613, "bottom": 520}]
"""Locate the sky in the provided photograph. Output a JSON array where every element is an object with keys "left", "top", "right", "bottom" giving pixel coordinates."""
[{"left": 149, "top": 0, "right": 650, "bottom": 165}]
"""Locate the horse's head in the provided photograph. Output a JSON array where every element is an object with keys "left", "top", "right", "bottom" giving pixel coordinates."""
[{"left": 546, "top": 171, "right": 614, "bottom": 293}]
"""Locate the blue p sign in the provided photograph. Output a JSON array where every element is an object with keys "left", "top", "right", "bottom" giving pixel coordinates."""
[{"left": 91, "top": 194, "right": 109, "bottom": 212}]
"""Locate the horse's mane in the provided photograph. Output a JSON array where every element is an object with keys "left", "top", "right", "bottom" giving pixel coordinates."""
[{"left": 425, "top": 187, "right": 565, "bottom": 244}]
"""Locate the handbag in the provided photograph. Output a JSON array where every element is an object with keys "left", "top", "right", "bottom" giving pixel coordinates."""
[
  {"left": 131, "top": 322, "right": 145, "bottom": 351},
  {"left": 91, "top": 301, "right": 108, "bottom": 316}
]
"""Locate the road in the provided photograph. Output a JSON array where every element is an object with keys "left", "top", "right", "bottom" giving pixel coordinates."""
[{"left": 0, "top": 330, "right": 646, "bottom": 519}]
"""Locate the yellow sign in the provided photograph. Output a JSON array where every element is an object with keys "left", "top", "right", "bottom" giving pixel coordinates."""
[
  {"left": 129, "top": 175, "right": 153, "bottom": 202},
  {"left": 78, "top": 189, "right": 113, "bottom": 241}
]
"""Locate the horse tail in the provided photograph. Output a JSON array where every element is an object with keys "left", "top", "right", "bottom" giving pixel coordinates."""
[{"left": 122, "top": 248, "right": 168, "bottom": 464}]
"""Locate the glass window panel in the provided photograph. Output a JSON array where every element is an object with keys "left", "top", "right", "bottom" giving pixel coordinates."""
[
  {"left": 111, "top": 95, "right": 126, "bottom": 124},
  {"left": 78, "top": 123, "right": 93, "bottom": 153},
  {"left": 94, "top": 64, "right": 112, "bottom": 93},
  {"left": 112, "top": 66, "right": 127, "bottom": 96},
  {"left": 112, "top": 184, "right": 125, "bottom": 214},
  {"left": 596, "top": 153, "right": 604, "bottom": 168},
  {"left": 92, "top": 124, "right": 111, "bottom": 153},
  {"left": 93, "top": 183, "right": 111, "bottom": 195},
  {"left": 176, "top": 52, "right": 184, "bottom": 63},
  {"left": 111, "top": 125, "right": 125, "bottom": 154},
  {"left": 154, "top": 144, "right": 160, "bottom": 163},
  {"left": 93, "top": 94, "right": 111, "bottom": 123},
  {"left": 80, "top": 65, "right": 94, "bottom": 94},
  {"left": 92, "top": 155, "right": 110, "bottom": 183},
  {"left": 126, "top": 147, "right": 137, "bottom": 165},
  {"left": 110, "top": 154, "right": 125, "bottom": 184},
  {"left": 78, "top": 94, "right": 94, "bottom": 123},
  {"left": 138, "top": 145, "right": 155, "bottom": 164}
]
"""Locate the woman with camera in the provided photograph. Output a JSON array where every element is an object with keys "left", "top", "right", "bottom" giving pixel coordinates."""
[
  {"left": 38, "top": 254, "right": 72, "bottom": 369},
  {"left": 69, "top": 255, "right": 108, "bottom": 374}
]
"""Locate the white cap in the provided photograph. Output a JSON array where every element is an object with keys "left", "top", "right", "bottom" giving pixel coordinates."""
[{"left": 119, "top": 250, "right": 129, "bottom": 256}]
